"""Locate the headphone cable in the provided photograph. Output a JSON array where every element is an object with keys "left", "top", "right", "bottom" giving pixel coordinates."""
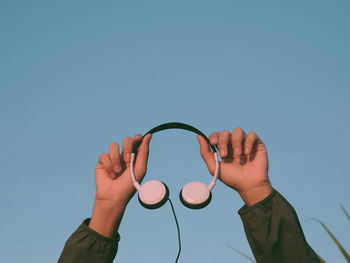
[{"left": 168, "top": 198, "right": 181, "bottom": 263}]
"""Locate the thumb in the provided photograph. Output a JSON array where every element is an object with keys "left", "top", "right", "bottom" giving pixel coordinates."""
[
  {"left": 197, "top": 135, "right": 216, "bottom": 175},
  {"left": 134, "top": 134, "right": 152, "bottom": 178}
]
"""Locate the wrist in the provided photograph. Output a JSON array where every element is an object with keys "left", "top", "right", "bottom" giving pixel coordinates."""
[
  {"left": 89, "top": 199, "right": 128, "bottom": 238},
  {"left": 238, "top": 183, "right": 273, "bottom": 207}
]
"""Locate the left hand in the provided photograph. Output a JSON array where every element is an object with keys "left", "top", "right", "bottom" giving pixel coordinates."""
[
  {"left": 94, "top": 133, "right": 152, "bottom": 204},
  {"left": 89, "top": 134, "right": 152, "bottom": 238}
]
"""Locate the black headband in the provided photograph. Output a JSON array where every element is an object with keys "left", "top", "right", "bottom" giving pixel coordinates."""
[{"left": 132, "top": 122, "right": 218, "bottom": 154}]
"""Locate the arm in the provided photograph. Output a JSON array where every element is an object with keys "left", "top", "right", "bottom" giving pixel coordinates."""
[
  {"left": 58, "top": 134, "right": 152, "bottom": 263},
  {"left": 197, "top": 128, "right": 320, "bottom": 263},
  {"left": 238, "top": 189, "right": 321, "bottom": 263}
]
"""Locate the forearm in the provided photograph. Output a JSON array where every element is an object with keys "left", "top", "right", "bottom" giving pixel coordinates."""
[
  {"left": 58, "top": 200, "right": 125, "bottom": 263},
  {"left": 238, "top": 182, "right": 273, "bottom": 207},
  {"left": 89, "top": 199, "right": 127, "bottom": 238},
  {"left": 238, "top": 190, "right": 321, "bottom": 263},
  {"left": 58, "top": 218, "right": 120, "bottom": 263}
]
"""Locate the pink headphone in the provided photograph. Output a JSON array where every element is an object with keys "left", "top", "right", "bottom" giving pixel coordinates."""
[{"left": 130, "top": 122, "right": 219, "bottom": 209}]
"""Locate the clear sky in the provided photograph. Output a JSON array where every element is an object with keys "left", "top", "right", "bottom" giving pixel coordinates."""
[{"left": 1, "top": 1, "right": 349, "bottom": 262}]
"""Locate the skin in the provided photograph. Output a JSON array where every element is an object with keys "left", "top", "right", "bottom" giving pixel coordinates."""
[
  {"left": 89, "top": 127, "right": 273, "bottom": 238},
  {"left": 197, "top": 127, "right": 273, "bottom": 206},
  {"left": 88, "top": 133, "right": 152, "bottom": 238}
]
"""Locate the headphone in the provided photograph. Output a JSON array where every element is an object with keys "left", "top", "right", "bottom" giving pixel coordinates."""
[{"left": 130, "top": 122, "right": 220, "bottom": 210}]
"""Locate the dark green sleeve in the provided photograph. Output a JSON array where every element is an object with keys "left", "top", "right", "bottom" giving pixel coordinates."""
[
  {"left": 238, "top": 190, "right": 321, "bottom": 263},
  {"left": 58, "top": 218, "right": 120, "bottom": 263}
]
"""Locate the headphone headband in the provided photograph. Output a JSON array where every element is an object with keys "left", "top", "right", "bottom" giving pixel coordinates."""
[
  {"left": 132, "top": 122, "right": 217, "bottom": 154},
  {"left": 130, "top": 122, "right": 220, "bottom": 196}
]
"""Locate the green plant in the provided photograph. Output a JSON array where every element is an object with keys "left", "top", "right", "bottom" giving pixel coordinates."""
[
  {"left": 226, "top": 244, "right": 256, "bottom": 262},
  {"left": 312, "top": 203, "right": 350, "bottom": 262}
]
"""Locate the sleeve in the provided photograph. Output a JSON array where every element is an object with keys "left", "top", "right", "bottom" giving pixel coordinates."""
[
  {"left": 58, "top": 218, "right": 120, "bottom": 263},
  {"left": 238, "top": 190, "right": 321, "bottom": 263}
]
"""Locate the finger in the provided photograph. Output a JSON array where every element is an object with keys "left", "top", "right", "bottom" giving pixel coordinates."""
[
  {"left": 122, "top": 137, "right": 134, "bottom": 166},
  {"left": 126, "top": 134, "right": 143, "bottom": 158},
  {"left": 134, "top": 134, "right": 152, "bottom": 178},
  {"left": 245, "top": 132, "right": 260, "bottom": 155},
  {"left": 98, "top": 152, "right": 114, "bottom": 178},
  {"left": 218, "top": 130, "right": 231, "bottom": 158},
  {"left": 232, "top": 127, "right": 245, "bottom": 156},
  {"left": 209, "top": 132, "right": 219, "bottom": 146},
  {"left": 133, "top": 134, "right": 143, "bottom": 145},
  {"left": 197, "top": 135, "right": 216, "bottom": 175},
  {"left": 109, "top": 142, "right": 121, "bottom": 173}
]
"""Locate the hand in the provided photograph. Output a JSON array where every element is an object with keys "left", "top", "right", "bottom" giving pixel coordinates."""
[
  {"left": 197, "top": 127, "right": 273, "bottom": 206},
  {"left": 94, "top": 133, "right": 152, "bottom": 204},
  {"left": 89, "top": 134, "right": 152, "bottom": 237}
]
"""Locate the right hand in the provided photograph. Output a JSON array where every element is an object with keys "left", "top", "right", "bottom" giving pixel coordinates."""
[{"left": 197, "top": 127, "right": 273, "bottom": 206}]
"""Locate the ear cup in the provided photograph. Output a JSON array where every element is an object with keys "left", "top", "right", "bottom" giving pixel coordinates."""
[
  {"left": 138, "top": 180, "right": 169, "bottom": 209},
  {"left": 179, "top": 181, "right": 212, "bottom": 209}
]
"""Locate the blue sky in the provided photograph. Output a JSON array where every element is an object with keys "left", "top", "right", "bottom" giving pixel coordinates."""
[{"left": 1, "top": 1, "right": 349, "bottom": 262}]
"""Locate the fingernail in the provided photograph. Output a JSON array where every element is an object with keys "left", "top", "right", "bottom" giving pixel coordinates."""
[
  {"left": 113, "top": 165, "right": 121, "bottom": 173},
  {"left": 220, "top": 149, "right": 226, "bottom": 156},
  {"left": 234, "top": 148, "right": 240, "bottom": 156},
  {"left": 124, "top": 153, "right": 131, "bottom": 162},
  {"left": 245, "top": 148, "right": 249, "bottom": 154},
  {"left": 147, "top": 134, "right": 152, "bottom": 142}
]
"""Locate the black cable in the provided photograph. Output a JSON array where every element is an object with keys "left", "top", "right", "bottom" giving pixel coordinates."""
[{"left": 168, "top": 198, "right": 181, "bottom": 263}]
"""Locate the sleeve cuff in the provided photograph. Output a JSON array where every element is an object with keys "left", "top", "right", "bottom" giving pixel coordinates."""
[
  {"left": 81, "top": 218, "right": 120, "bottom": 243},
  {"left": 237, "top": 189, "right": 277, "bottom": 215}
]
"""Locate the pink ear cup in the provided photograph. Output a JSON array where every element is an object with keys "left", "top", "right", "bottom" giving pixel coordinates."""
[
  {"left": 180, "top": 181, "right": 211, "bottom": 207},
  {"left": 139, "top": 180, "right": 168, "bottom": 208}
]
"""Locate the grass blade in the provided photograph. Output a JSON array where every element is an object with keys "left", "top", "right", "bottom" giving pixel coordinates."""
[
  {"left": 340, "top": 203, "right": 350, "bottom": 222},
  {"left": 226, "top": 244, "right": 256, "bottom": 262},
  {"left": 316, "top": 254, "right": 327, "bottom": 263},
  {"left": 313, "top": 218, "right": 350, "bottom": 262}
]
